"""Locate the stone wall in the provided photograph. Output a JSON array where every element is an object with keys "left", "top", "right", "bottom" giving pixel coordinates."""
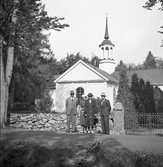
[
  {"left": 9, "top": 113, "right": 114, "bottom": 133},
  {"left": 9, "top": 113, "right": 67, "bottom": 131}
]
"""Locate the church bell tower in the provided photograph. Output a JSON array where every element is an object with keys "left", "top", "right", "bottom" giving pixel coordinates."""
[{"left": 99, "top": 16, "right": 115, "bottom": 74}]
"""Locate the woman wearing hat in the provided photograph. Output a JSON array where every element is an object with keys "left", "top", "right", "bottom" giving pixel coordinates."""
[
  {"left": 79, "top": 94, "right": 87, "bottom": 133},
  {"left": 100, "top": 92, "right": 111, "bottom": 134},
  {"left": 84, "top": 93, "right": 97, "bottom": 133}
]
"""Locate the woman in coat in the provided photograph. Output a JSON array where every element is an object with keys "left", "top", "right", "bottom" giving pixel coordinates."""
[
  {"left": 79, "top": 95, "right": 87, "bottom": 133},
  {"left": 84, "top": 93, "right": 97, "bottom": 133}
]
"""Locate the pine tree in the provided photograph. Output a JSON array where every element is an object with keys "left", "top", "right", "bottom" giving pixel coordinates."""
[
  {"left": 0, "top": 0, "right": 69, "bottom": 127},
  {"left": 115, "top": 60, "right": 127, "bottom": 71},
  {"left": 143, "top": 51, "right": 157, "bottom": 69},
  {"left": 131, "top": 74, "right": 146, "bottom": 113},
  {"left": 131, "top": 73, "right": 140, "bottom": 111},
  {"left": 131, "top": 74, "right": 157, "bottom": 113},
  {"left": 117, "top": 69, "right": 138, "bottom": 130},
  {"left": 144, "top": 81, "right": 156, "bottom": 113},
  {"left": 138, "top": 79, "right": 146, "bottom": 113}
]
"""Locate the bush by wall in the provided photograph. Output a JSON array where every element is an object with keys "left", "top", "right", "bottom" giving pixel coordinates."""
[{"left": 0, "top": 141, "right": 163, "bottom": 167}]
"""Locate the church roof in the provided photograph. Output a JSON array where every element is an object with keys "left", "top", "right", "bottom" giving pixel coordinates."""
[
  {"left": 53, "top": 60, "right": 118, "bottom": 84},
  {"left": 85, "top": 62, "right": 118, "bottom": 83},
  {"left": 111, "top": 68, "right": 163, "bottom": 86},
  {"left": 47, "top": 66, "right": 163, "bottom": 89},
  {"left": 99, "top": 39, "right": 115, "bottom": 47}
]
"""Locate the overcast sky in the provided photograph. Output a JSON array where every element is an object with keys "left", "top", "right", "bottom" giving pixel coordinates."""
[{"left": 41, "top": 0, "right": 163, "bottom": 65}]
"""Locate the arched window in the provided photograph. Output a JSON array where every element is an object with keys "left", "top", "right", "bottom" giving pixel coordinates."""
[{"left": 76, "top": 87, "right": 84, "bottom": 104}]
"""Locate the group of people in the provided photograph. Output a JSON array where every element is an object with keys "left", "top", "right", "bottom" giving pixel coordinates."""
[{"left": 65, "top": 90, "right": 111, "bottom": 134}]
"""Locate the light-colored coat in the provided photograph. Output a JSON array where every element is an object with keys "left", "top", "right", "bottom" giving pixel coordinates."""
[{"left": 66, "top": 97, "right": 78, "bottom": 115}]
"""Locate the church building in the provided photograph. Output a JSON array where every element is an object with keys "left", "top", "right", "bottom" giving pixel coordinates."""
[{"left": 50, "top": 16, "right": 119, "bottom": 112}]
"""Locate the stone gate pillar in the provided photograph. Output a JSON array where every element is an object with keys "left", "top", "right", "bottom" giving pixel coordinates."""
[{"left": 113, "top": 102, "right": 125, "bottom": 135}]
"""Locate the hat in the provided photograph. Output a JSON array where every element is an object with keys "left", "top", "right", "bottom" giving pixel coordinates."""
[
  {"left": 70, "top": 90, "right": 74, "bottom": 95},
  {"left": 101, "top": 92, "right": 106, "bottom": 97},
  {"left": 82, "top": 94, "right": 88, "bottom": 98},
  {"left": 88, "top": 93, "right": 93, "bottom": 97}
]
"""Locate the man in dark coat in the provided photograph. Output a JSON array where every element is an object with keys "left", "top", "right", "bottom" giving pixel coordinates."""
[
  {"left": 65, "top": 90, "right": 78, "bottom": 132},
  {"left": 84, "top": 93, "right": 97, "bottom": 133},
  {"left": 100, "top": 92, "right": 111, "bottom": 134}
]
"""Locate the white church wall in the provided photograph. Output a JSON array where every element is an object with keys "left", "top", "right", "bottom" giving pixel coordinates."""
[
  {"left": 55, "top": 83, "right": 73, "bottom": 112},
  {"left": 49, "top": 89, "right": 56, "bottom": 111},
  {"left": 105, "top": 83, "right": 113, "bottom": 107},
  {"left": 158, "top": 85, "right": 163, "bottom": 91},
  {"left": 58, "top": 63, "right": 104, "bottom": 82},
  {"left": 84, "top": 82, "right": 107, "bottom": 99},
  {"left": 53, "top": 82, "right": 115, "bottom": 113},
  {"left": 99, "top": 59, "right": 115, "bottom": 75}
]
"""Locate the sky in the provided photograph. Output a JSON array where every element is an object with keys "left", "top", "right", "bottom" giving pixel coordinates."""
[{"left": 41, "top": 0, "right": 163, "bottom": 65}]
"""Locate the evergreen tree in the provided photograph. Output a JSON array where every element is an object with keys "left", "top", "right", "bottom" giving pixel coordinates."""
[
  {"left": 143, "top": 0, "right": 163, "bottom": 10},
  {"left": 138, "top": 78, "right": 146, "bottom": 112},
  {"left": 131, "top": 75, "right": 146, "bottom": 113},
  {"left": 58, "top": 52, "right": 90, "bottom": 74},
  {"left": 131, "top": 75, "right": 157, "bottom": 113},
  {"left": 131, "top": 73, "right": 140, "bottom": 112},
  {"left": 143, "top": 51, "right": 157, "bottom": 69},
  {"left": 156, "top": 57, "right": 163, "bottom": 68},
  {"left": 0, "top": 0, "right": 69, "bottom": 127},
  {"left": 91, "top": 55, "right": 101, "bottom": 67},
  {"left": 144, "top": 81, "right": 156, "bottom": 113},
  {"left": 115, "top": 60, "right": 127, "bottom": 71},
  {"left": 116, "top": 69, "right": 138, "bottom": 130},
  {"left": 154, "top": 86, "right": 163, "bottom": 113}
]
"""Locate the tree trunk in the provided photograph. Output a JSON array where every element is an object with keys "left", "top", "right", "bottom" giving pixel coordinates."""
[
  {"left": 0, "top": 34, "right": 5, "bottom": 128},
  {"left": 4, "top": 47, "right": 15, "bottom": 124},
  {"left": 10, "top": 79, "right": 15, "bottom": 108},
  {"left": 0, "top": 36, "right": 14, "bottom": 128},
  {"left": 0, "top": 2, "right": 17, "bottom": 128}
]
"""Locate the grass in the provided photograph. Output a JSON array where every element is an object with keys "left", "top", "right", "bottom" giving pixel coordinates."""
[
  {"left": 0, "top": 140, "right": 163, "bottom": 167},
  {"left": 125, "top": 126, "right": 163, "bottom": 136}
]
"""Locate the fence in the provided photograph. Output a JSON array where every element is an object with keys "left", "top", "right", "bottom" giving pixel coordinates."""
[{"left": 125, "top": 113, "right": 163, "bottom": 135}]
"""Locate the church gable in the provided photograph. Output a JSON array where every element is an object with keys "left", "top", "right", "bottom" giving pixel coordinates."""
[{"left": 55, "top": 60, "right": 107, "bottom": 83}]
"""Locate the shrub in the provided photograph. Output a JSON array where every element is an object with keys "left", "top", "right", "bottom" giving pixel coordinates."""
[
  {"left": 117, "top": 69, "right": 138, "bottom": 131},
  {"left": 36, "top": 92, "right": 53, "bottom": 113},
  {"left": 0, "top": 141, "right": 163, "bottom": 167}
]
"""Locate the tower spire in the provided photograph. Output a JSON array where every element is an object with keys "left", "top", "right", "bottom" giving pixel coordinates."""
[
  {"left": 104, "top": 14, "right": 109, "bottom": 40},
  {"left": 99, "top": 15, "right": 115, "bottom": 74}
]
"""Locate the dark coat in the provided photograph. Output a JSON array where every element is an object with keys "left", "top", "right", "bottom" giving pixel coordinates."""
[
  {"left": 79, "top": 100, "right": 85, "bottom": 126},
  {"left": 100, "top": 99, "right": 111, "bottom": 116},
  {"left": 84, "top": 99, "right": 97, "bottom": 127}
]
